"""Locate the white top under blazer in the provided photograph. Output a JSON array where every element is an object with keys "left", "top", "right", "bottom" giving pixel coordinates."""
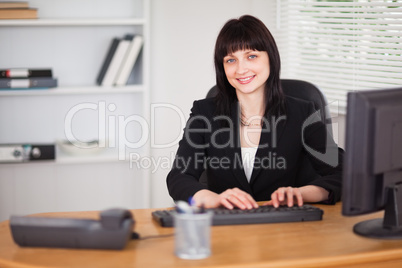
[{"left": 241, "top": 147, "right": 258, "bottom": 182}]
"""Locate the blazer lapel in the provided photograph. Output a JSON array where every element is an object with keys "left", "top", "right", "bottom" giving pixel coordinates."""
[
  {"left": 217, "top": 102, "right": 253, "bottom": 194},
  {"left": 249, "top": 114, "right": 287, "bottom": 185}
]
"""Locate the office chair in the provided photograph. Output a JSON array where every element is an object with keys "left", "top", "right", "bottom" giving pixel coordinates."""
[{"left": 200, "top": 79, "right": 333, "bottom": 187}]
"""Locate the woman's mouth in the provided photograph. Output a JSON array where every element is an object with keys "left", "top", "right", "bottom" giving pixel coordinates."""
[{"left": 237, "top": 75, "right": 255, "bottom": 84}]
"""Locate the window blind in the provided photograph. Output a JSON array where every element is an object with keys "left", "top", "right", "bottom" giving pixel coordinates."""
[{"left": 278, "top": 0, "right": 402, "bottom": 113}]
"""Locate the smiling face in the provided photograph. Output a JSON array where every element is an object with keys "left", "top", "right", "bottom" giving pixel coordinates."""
[{"left": 223, "top": 49, "right": 270, "bottom": 98}]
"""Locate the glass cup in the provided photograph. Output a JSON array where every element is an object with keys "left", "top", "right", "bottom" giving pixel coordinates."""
[{"left": 173, "top": 211, "right": 213, "bottom": 259}]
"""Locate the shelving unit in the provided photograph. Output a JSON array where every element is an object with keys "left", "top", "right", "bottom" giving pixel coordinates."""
[
  {"left": 0, "top": 85, "right": 145, "bottom": 96},
  {"left": 0, "top": 0, "right": 151, "bottom": 222},
  {"left": 0, "top": 18, "right": 146, "bottom": 26}
]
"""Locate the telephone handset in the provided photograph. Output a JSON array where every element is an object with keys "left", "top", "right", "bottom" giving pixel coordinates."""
[{"left": 10, "top": 208, "right": 135, "bottom": 250}]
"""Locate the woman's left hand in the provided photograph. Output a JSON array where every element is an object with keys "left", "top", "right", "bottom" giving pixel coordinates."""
[{"left": 263, "top": 187, "right": 303, "bottom": 208}]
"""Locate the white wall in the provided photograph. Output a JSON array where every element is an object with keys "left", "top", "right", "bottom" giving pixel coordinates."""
[{"left": 149, "top": 0, "right": 346, "bottom": 208}]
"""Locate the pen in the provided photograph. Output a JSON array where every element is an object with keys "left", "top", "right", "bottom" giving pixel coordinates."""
[{"left": 175, "top": 200, "right": 192, "bottom": 214}]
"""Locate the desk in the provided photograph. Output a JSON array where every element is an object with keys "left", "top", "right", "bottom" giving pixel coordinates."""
[{"left": 1, "top": 204, "right": 402, "bottom": 268}]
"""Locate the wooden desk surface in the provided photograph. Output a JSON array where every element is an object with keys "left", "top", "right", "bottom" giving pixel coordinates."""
[{"left": 1, "top": 204, "right": 402, "bottom": 268}]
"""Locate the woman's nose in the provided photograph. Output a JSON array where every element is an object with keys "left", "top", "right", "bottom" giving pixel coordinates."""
[{"left": 236, "top": 60, "right": 248, "bottom": 75}]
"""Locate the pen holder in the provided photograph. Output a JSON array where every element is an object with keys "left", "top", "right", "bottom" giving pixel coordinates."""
[{"left": 173, "top": 211, "right": 213, "bottom": 259}]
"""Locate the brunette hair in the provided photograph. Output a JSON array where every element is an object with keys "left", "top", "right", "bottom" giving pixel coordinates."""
[{"left": 214, "top": 15, "right": 285, "bottom": 117}]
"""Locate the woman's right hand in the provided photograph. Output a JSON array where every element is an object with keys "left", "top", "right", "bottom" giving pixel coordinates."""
[{"left": 193, "top": 188, "right": 259, "bottom": 210}]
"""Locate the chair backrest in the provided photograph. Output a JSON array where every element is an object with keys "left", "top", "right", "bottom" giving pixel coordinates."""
[
  {"left": 200, "top": 79, "right": 333, "bottom": 187},
  {"left": 206, "top": 79, "right": 333, "bottom": 135}
]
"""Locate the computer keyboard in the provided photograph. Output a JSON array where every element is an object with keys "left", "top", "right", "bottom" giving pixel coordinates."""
[{"left": 152, "top": 204, "right": 323, "bottom": 227}]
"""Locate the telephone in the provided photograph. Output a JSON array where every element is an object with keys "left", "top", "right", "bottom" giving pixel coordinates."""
[{"left": 10, "top": 208, "right": 135, "bottom": 250}]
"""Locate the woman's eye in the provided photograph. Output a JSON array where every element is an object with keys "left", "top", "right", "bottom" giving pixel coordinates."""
[
  {"left": 249, "top": 55, "right": 257, "bottom": 59},
  {"left": 226, "top": 58, "right": 235, "bottom": 63}
]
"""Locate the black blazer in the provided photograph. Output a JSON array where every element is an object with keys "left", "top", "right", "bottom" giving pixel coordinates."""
[{"left": 167, "top": 96, "right": 343, "bottom": 204}]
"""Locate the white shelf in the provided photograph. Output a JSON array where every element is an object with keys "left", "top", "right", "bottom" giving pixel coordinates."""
[
  {"left": 0, "top": 85, "right": 145, "bottom": 96},
  {"left": 0, "top": 150, "right": 145, "bottom": 165},
  {"left": 56, "top": 147, "right": 147, "bottom": 164},
  {"left": 56, "top": 153, "right": 127, "bottom": 164},
  {"left": 0, "top": 18, "right": 146, "bottom": 26}
]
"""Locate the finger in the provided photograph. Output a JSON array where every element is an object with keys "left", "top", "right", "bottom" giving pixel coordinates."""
[
  {"left": 286, "top": 187, "right": 294, "bottom": 207},
  {"left": 277, "top": 188, "right": 285, "bottom": 202},
  {"left": 221, "top": 191, "right": 246, "bottom": 209},
  {"left": 241, "top": 192, "right": 259, "bottom": 208},
  {"left": 232, "top": 188, "right": 258, "bottom": 209},
  {"left": 227, "top": 194, "right": 247, "bottom": 210},
  {"left": 294, "top": 188, "right": 304, "bottom": 207},
  {"left": 225, "top": 189, "right": 249, "bottom": 209},
  {"left": 220, "top": 196, "right": 234, "bottom": 209},
  {"left": 231, "top": 189, "right": 249, "bottom": 204},
  {"left": 271, "top": 191, "right": 279, "bottom": 208},
  {"left": 245, "top": 194, "right": 259, "bottom": 208}
]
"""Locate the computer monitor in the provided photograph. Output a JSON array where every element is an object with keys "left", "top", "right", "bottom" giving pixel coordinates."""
[{"left": 342, "top": 87, "right": 402, "bottom": 239}]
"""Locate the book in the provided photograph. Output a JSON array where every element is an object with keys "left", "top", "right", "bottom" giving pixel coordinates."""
[
  {"left": 97, "top": 35, "right": 132, "bottom": 87},
  {"left": 0, "top": 2, "right": 29, "bottom": 9},
  {"left": 114, "top": 35, "right": 143, "bottom": 86},
  {"left": 96, "top": 38, "right": 119, "bottom": 85},
  {"left": 0, "top": 77, "right": 58, "bottom": 89},
  {"left": 0, "top": 8, "right": 37, "bottom": 19},
  {"left": 0, "top": 68, "right": 52, "bottom": 78}
]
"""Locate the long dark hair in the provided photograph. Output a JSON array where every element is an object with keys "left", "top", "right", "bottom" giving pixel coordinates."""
[{"left": 214, "top": 15, "right": 285, "bottom": 118}]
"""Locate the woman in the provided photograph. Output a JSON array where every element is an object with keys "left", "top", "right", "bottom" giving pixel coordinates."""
[{"left": 167, "top": 15, "right": 343, "bottom": 209}]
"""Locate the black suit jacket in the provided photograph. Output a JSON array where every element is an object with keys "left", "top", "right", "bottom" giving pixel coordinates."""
[{"left": 167, "top": 96, "right": 343, "bottom": 203}]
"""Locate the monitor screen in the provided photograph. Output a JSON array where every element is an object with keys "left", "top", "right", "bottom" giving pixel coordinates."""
[{"left": 342, "top": 87, "right": 402, "bottom": 239}]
